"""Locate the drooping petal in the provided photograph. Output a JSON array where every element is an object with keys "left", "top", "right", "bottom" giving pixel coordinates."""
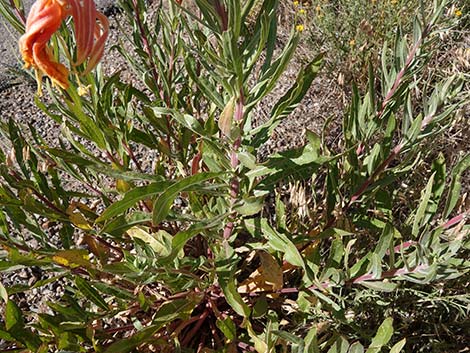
[
  {"left": 33, "top": 44, "right": 70, "bottom": 88},
  {"left": 81, "top": 11, "right": 109, "bottom": 75},
  {"left": 69, "top": 0, "right": 96, "bottom": 65},
  {"left": 19, "top": 0, "right": 69, "bottom": 88},
  {"left": 19, "top": 0, "right": 108, "bottom": 91}
]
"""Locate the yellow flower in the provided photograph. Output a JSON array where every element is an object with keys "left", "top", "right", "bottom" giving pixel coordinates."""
[
  {"left": 293, "top": 0, "right": 299, "bottom": 6},
  {"left": 455, "top": 9, "right": 462, "bottom": 17},
  {"left": 19, "top": 0, "right": 109, "bottom": 91},
  {"left": 296, "top": 24, "right": 305, "bottom": 32},
  {"left": 77, "top": 84, "right": 91, "bottom": 96},
  {"left": 349, "top": 39, "right": 356, "bottom": 47},
  {"left": 298, "top": 8, "right": 306, "bottom": 15}
]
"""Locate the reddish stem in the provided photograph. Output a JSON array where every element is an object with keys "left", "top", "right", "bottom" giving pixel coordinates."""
[
  {"left": 442, "top": 213, "right": 468, "bottom": 229},
  {"left": 9, "top": 170, "right": 67, "bottom": 217},
  {"left": 181, "top": 310, "right": 209, "bottom": 347},
  {"left": 9, "top": 0, "right": 25, "bottom": 24},
  {"left": 130, "top": 0, "right": 173, "bottom": 149},
  {"left": 223, "top": 92, "right": 245, "bottom": 241},
  {"left": 91, "top": 234, "right": 124, "bottom": 259},
  {"left": 122, "top": 139, "right": 143, "bottom": 173},
  {"left": 214, "top": 0, "right": 228, "bottom": 32},
  {"left": 376, "top": 24, "right": 431, "bottom": 119}
]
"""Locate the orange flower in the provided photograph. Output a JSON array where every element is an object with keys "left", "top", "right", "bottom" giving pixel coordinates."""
[{"left": 19, "top": 0, "right": 109, "bottom": 90}]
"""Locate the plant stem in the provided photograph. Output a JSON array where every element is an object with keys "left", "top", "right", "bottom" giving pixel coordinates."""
[
  {"left": 180, "top": 310, "right": 209, "bottom": 347},
  {"left": 10, "top": 170, "right": 68, "bottom": 217},
  {"left": 131, "top": 0, "right": 173, "bottom": 149},
  {"left": 9, "top": 0, "right": 25, "bottom": 24},
  {"left": 376, "top": 24, "right": 431, "bottom": 119},
  {"left": 223, "top": 92, "right": 245, "bottom": 243},
  {"left": 122, "top": 139, "right": 143, "bottom": 173}
]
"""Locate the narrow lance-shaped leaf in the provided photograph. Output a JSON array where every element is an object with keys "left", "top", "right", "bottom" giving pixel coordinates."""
[
  {"left": 5, "top": 300, "right": 42, "bottom": 350},
  {"left": 365, "top": 317, "right": 394, "bottom": 353},
  {"left": 262, "top": 219, "right": 305, "bottom": 269},
  {"left": 249, "top": 54, "right": 323, "bottom": 147},
  {"left": 390, "top": 338, "right": 407, "bottom": 353},
  {"left": 104, "top": 324, "right": 164, "bottom": 353},
  {"left": 443, "top": 154, "right": 470, "bottom": 219},
  {"left": 246, "top": 31, "right": 300, "bottom": 111},
  {"left": 152, "top": 172, "right": 223, "bottom": 225},
  {"left": 412, "top": 173, "right": 435, "bottom": 236},
  {"left": 75, "top": 277, "right": 109, "bottom": 311},
  {"left": 97, "top": 181, "right": 172, "bottom": 222}
]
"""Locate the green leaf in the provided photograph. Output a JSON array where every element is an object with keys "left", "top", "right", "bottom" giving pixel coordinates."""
[
  {"left": 0, "top": 329, "right": 15, "bottom": 342},
  {"left": 216, "top": 251, "right": 251, "bottom": 318},
  {"left": 234, "top": 196, "right": 264, "bottom": 216},
  {"left": 92, "top": 282, "right": 135, "bottom": 300},
  {"left": 262, "top": 219, "right": 305, "bottom": 269},
  {"left": 74, "top": 277, "right": 109, "bottom": 311},
  {"left": 100, "top": 212, "right": 151, "bottom": 236},
  {"left": 184, "top": 56, "right": 224, "bottom": 109},
  {"left": 271, "top": 55, "right": 323, "bottom": 121},
  {"left": 97, "top": 181, "right": 171, "bottom": 222},
  {"left": 364, "top": 144, "right": 381, "bottom": 176},
  {"left": 5, "top": 300, "right": 23, "bottom": 331},
  {"left": 365, "top": 317, "right": 394, "bottom": 353},
  {"left": 412, "top": 173, "right": 435, "bottom": 236},
  {"left": 70, "top": 88, "right": 109, "bottom": 148},
  {"left": 443, "top": 154, "right": 470, "bottom": 218},
  {"left": 349, "top": 342, "right": 365, "bottom": 353},
  {"left": 154, "top": 296, "right": 202, "bottom": 323},
  {"left": 218, "top": 277, "right": 250, "bottom": 318},
  {"left": 311, "top": 289, "right": 342, "bottom": 312},
  {"left": 375, "top": 223, "right": 394, "bottom": 260},
  {"left": 272, "top": 330, "right": 304, "bottom": 351},
  {"left": 249, "top": 54, "right": 323, "bottom": 147},
  {"left": 151, "top": 107, "right": 206, "bottom": 136},
  {"left": 159, "top": 214, "right": 227, "bottom": 265},
  {"left": 5, "top": 300, "right": 42, "bottom": 350},
  {"left": 390, "top": 338, "right": 406, "bottom": 353},
  {"left": 152, "top": 172, "right": 222, "bottom": 225},
  {"left": 216, "top": 317, "right": 237, "bottom": 340},
  {"left": 327, "top": 336, "right": 349, "bottom": 353},
  {"left": 127, "top": 227, "right": 172, "bottom": 256},
  {"left": 259, "top": 0, "right": 278, "bottom": 74},
  {"left": 104, "top": 324, "right": 163, "bottom": 353},
  {"left": 253, "top": 295, "right": 268, "bottom": 318},
  {"left": 247, "top": 32, "right": 299, "bottom": 111},
  {"left": 304, "top": 327, "right": 320, "bottom": 353},
  {"left": 360, "top": 281, "right": 398, "bottom": 292},
  {"left": 0, "top": 281, "right": 7, "bottom": 303},
  {"left": 0, "top": 0, "right": 25, "bottom": 33},
  {"left": 247, "top": 143, "right": 330, "bottom": 190}
]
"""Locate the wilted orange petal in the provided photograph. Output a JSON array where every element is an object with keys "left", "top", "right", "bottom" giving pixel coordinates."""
[
  {"left": 81, "top": 11, "right": 108, "bottom": 75},
  {"left": 19, "top": 0, "right": 68, "bottom": 88},
  {"left": 19, "top": 0, "right": 64, "bottom": 66},
  {"left": 69, "top": 0, "right": 96, "bottom": 65},
  {"left": 19, "top": 0, "right": 108, "bottom": 89},
  {"left": 33, "top": 44, "right": 70, "bottom": 89}
]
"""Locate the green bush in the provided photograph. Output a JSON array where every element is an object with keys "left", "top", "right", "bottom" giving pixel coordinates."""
[
  {"left": 304, "top": 0, "right": 468, "bottom": 86},
  {"left": 0, "top": 0, "right": 468, "bottom": 352}
]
